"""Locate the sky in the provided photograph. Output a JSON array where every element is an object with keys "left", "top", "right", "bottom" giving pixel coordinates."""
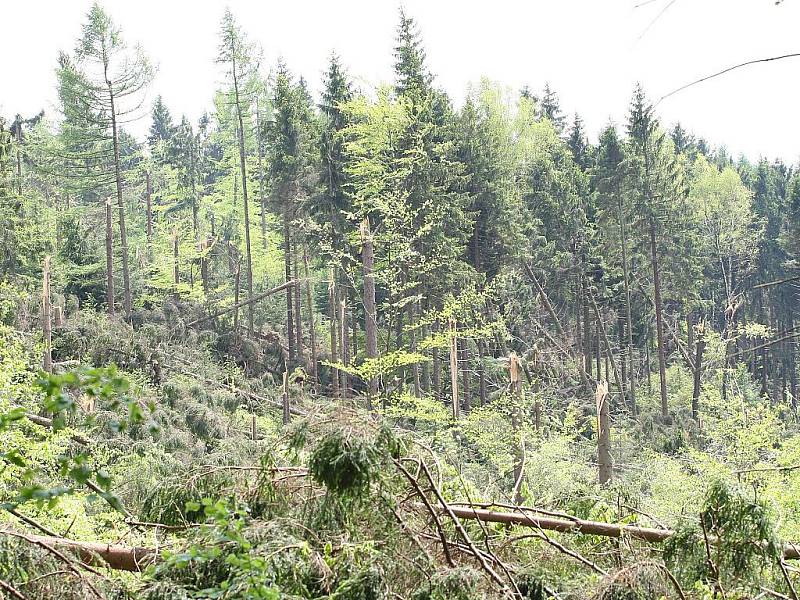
[{"left": 2, "top": 0, "right": 799, "bottom": 163}]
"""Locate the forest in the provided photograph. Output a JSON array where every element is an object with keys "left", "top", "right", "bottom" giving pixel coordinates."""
[{"left": 1, "top": 3, "right": 800, "bottom": 599}]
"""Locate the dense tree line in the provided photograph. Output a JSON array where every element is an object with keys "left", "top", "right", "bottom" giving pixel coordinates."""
[{"left": 2, "top": 3, "right": 799, "bottom": 423}]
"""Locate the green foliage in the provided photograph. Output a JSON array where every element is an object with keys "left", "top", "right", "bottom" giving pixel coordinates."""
[
  {"left": 665, "top": 480, "right": 779, "bottom": 590},
  {"left": 309, "top": 425, "right": 399, "bottom": 499}
]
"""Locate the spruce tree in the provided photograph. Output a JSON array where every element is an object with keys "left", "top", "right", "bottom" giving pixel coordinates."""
[
  {"left": 59, "top": 3, "right": 154, "bottom": 318},
  {"left": 218, "top": 9, "right": 256, "bottom": 335},
  {"left": 538, "top": 82, "right": 566, "bottom": 133}
]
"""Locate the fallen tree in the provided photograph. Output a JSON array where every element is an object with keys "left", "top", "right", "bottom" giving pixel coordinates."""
[
  {"left": 186, "top": 280, "right": 297, "bottom": 328},
  {"left": 441, "top": 504, "right": 800, "bottom": 560},
  {"left": 7, "top": 501, "right": 799, "bottom": 573},
  {"left": 2, "top": 530, "right": 155, "bottom": 572}
]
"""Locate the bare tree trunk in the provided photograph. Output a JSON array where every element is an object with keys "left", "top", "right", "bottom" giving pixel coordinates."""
[
  {"left": 340, "top": 297, "right": 349, "bottom": 398},
  {"left": 189, "top": 145, "right": 199, "bottom": 239},
  {"left": 589, "top": 291, "right": 624, "bottom": 408},
  {"left": 230, "top": 53, "right": 254, "bottom": 336},
  {"left": 617, "top": 190, "right": 636, "bottom": 412},
  {"left": 576, "top": 276, "right": 583, "bottom": 366},
  {"left": 350, "top": 294, "right": 358, "bottom": 365},
  {"left": 597, "top": 381, "right": 612, "bottom": 484},
  {"left": 449, "top": 318, "right": 459, "bottom": 420},
  {"left": 233, "top": 262, "right": 241, "bottom": 331},
  {"left": 329, "top": 268, "right": 340, "bottom": 398},
  {"left": 411, "top": 302, "right": 421, "bottom": 397},
  {"left": 105, "top": 200, "right": 114, "bottom": 316},
  {"left": 255, "top": 97, "right": 268, "bottom": 249},
  {"left": 303, "top": 246, "right": 318, "bottom": 388},
  {"left": 361, "top": 219, "right": 378, "bottom": 402},
  {"left": 692, "top": 323, "right": 705, "bottom": 421},
  {"left": 294, "top": 250, "right": 304, "bottom": 362},
  {"left": 15, "top": 124, "right": 22, "bottom": 196},
  {"left": 284, "top": 206, "right": 296, "bottom": 364},
  {"left": 145, "top": 171, "right": 153, "bottom": 260},
  {"left": 54, "top": 306, "right": 63, "bottom": 329},
  {"left": 510, "top": 353, "right": 524, "bottom": 504},
  {"left": 583, "top": 277, "right": 593, "bottom": 378},
  {"left": 42, "top": 256, "right": 52, "bottom": 373},
  {"left": 200, "top": 238, "right": 210, "bottom": 295},
  {"left": 461, "top": 338, "right": 471, "bottom": 412},
  {"left": 649, "top": 220, "right": 669, "bottom": 418},
  {"left": 433, "top": 323, "right": 442, "bottom": 402},
  {"left": 282, "top": 371, "right": 290, "bottom": 425},
  {"left": 478, "top": 339, "right": 488, "bottom": 407},
  {"left": 107, "top": 84, "right": 132, "bottom": 319},
  {"left": 172, "top": 229, "right": 179, "bottom": 298},
  {"left": 595, "top": 320, "right": 602, "bottom": 379}
]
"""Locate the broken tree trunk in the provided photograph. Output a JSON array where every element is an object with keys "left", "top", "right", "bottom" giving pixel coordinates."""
[
  {"left": 282, "top": 370, "right": 290, "bottom": 425},
  {"left": 449, "top": 318, "right": 460, "bottom": 420},
  {"left": 53, "top": 305, "right": 63, "bottom": 329}
]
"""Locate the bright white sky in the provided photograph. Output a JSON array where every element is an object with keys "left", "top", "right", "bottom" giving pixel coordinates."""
[{"left": 2, "top": 0, "right": 799, "bottom": 163}]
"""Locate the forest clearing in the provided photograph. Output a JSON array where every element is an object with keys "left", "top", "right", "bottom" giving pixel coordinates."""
[{"left": 2, "top": 2, "right": 800, "bottom": 598}]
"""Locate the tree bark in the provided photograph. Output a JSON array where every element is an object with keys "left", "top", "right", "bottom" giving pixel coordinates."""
[
  {"left": 107, "top": 82, "right": 132, "bottom": 319},
  {"left": 361, "top": 219, "right": 378, "bottom": 402},
  {"left": 282, "top": 371, "right": 290, "bottom": 425},
  {"left": 329, "top": 268, "right": 340, "bottom": 398},
  {"left": 461, "top": 338, "right": 471, "bottom": 412},
  {"left": 294, "top": 250, "right": 304, "bottom": 362},
  {"left": 42, "top": 256, "right": 52, "bottom": 373},
  {"left": 145, "top": 171, "right": 153, "bottom": 259},
  {"left": 303, "top": 246, "right": 318, "bottom": 388},
  {"left": 411, "top": 302, "right": 421, "bottom": 397},
  {"left": 230, "top": 51, "right": 254, "bottom": 336},
  {"left": 340, "top": 297, "right": 349, "bottom": 398},
  {"left": 510, "top": 352, "right": 525, "bottom": 503},
  {"left": 692, "top": 323, "right": 705, "bottom": 421},
  {"left": 597, "top": 381, "right": 612, "bottom": 484},
  {"left": 105, "top": 200, "right": 114, "bottom": 316},
  {"left": 432, "top": 321, "right": 442, "bottom": 402},
  {"left": 172, "top": 229, "right": 179, "bottom": 298},
  {"left": 255, "top": 96, "right": 268, "bottom": 249},
  {"left": 284, "top": 206, "right": 296, "bottom": 364},
  {"left": 233, "top": 262, "right": 240, "bottom": 331},
  {"left": 583, "top": 277, "right": 593, "bottom": 379},
  {"left": 449, "top": 318, "right": 459, "bottom": 420},
  {"left": 477, "top": 339, "right": 488, "bottom": 406}
]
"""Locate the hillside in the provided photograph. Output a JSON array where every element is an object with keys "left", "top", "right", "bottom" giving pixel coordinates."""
[{"left": 2, "top": 3, "right": 800, "bottom": 599}]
